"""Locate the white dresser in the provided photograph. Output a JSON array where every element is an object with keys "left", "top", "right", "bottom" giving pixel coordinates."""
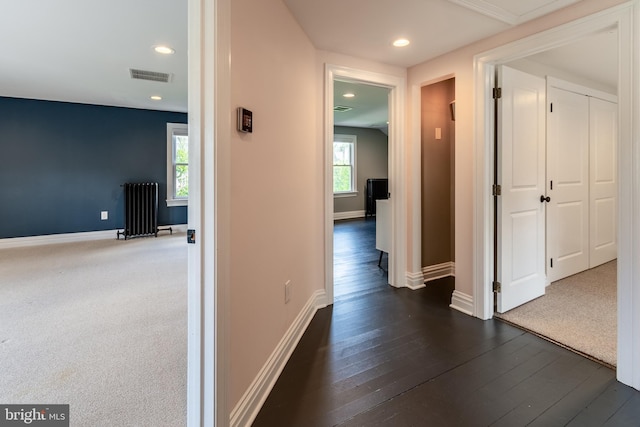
[{"left": 375, "top": 199, "right": 390, "bottom": 255}]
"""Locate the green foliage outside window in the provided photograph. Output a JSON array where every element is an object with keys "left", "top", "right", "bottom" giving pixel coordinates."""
[
  {"left": 333, "top": 141, "right": 354, "bottom": 193},
  {"left": 333, "top": 166, "right": 352, "bottom": 192},
  {"left": 175, "top": 135, "right": 189, "bottom": 198},
  {"left": 176, "top": 165, "right": 189, "bottom": 197}
]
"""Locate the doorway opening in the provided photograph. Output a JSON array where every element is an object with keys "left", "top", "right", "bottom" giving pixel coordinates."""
[
  {"left": 474, "top": 5, "right": 637, "bottom": 387},
  {"left": 492, "top": 28, "right": 618, "bottom": 367},
  {"left": 332, "top": 80, "right": 390, "bottom": 300},
  {"left": 324, "top": 65, "right": 407, "bottom": 304}
]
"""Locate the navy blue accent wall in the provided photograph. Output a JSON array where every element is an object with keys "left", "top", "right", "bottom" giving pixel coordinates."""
[{"left": 0, "top": 97, "right": 188, "bottom": 238}]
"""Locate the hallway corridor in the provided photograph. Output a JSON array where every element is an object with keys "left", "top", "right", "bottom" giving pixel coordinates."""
[{"left": 253, "top": 220, "right": 639, "bottom": 426}]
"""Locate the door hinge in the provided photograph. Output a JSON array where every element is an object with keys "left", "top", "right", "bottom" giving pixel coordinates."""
[
  {"left": 492, "top": 184, "right": 502, "bottom": 196},
  {"left": 550, "top": 258, "right": 553, "bottom": 268},
  {"left": 493, "top": 281, "right": 502, "bottom": 293},
  {"left": 550, "top": 180, "right": 553, "bottom": 190},
  {"left": 550, "top": 102, "right": 553, "bottom": 113},
  {"left": 493, "top": 87, "right": 502, "bottom": 99}
]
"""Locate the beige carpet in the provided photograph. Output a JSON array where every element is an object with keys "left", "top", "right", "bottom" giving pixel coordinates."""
[
  {"left": 496, "top": 260, "right": 616, "bottom": 367},
  {"left": 0, "top": 233, "right": 187, "bottom": 426}
]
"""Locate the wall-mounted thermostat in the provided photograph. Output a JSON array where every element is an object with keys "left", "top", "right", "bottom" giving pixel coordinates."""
[{"left": 237, "top": 107, "right": 253, "bottom": 133}]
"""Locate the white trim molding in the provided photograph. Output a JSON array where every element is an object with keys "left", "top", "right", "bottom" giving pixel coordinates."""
[
  {"left": 0, "top": 225, "right": 188, "bottom": 249},
  {"left": 166, "top": 122, "right": 189, "bottom": 207},
  {"left": 423, "top": 262, "right": 456, "bottom": 282},
  {"left": 230, "top": 290, "right": 328, "bottom": 427},
  {"left": 406, "top": 271, "right": 427, "bottom": 290},
  {"left": 406, "top": 262, "right": 455, "bottom": 289},
  {"left": 333, "top": 192, "right": 358, "bottom": 198},
  {"left": 186, "top": 0, "right": 229, "bottom": 424},
  {"left": 333, "top": 210, "right": 366, "bottom": 221},
  {"left": 450, "top": 290, "right": 474, "bottom": 316}
]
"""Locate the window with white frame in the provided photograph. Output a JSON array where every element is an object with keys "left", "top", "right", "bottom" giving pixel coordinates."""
[
  {"left": 333, "top": 134, "right": 357, "bottom": 195},
  {"left": 166, "top": 123, "right": 189, "bottom": 206}
]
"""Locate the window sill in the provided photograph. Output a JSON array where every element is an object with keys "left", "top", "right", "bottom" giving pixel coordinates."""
[
  {"left": 334, "top": 191, "right": 358, "bottom": 198},
  {"left": 167, "top": 198, "right": 188, "bottom": 207}
]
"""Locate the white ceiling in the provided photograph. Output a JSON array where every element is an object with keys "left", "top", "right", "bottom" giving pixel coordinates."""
[
  {"left": 334, "top": 81, "right": 390, "bottom": 131},
  {"left": 1, "top": 0, "right": 615, "bottom": 117},
  {"left": 0, "top": 0, "right": 187, "bottom": 112},
  {"left": 284, "top": 0, "right": 581, "bottom": 68},
  {"left": 520, "top": 28, "right": 618, "bottom": 90}
]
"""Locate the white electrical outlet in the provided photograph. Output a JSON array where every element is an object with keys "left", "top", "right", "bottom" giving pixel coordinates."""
[
  {"left": 101, "top": 211, "right": 108, "bottom": 220},
  {"left": 285, "top": 280, "right": 292, "bottom": 304}
]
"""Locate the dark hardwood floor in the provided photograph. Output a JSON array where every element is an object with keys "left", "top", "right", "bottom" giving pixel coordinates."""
[
  {"left": 253, "top": 219, "right": 640, "bottom": 426},
  {"left": 333, "top": 218, "right": 387, "bottom": 300}
]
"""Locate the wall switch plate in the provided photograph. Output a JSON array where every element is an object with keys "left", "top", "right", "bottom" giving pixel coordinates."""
[
  {"left": 285, "top": 280, "right": 292, "bottom": 304},
  {"left": 101, "top": 211, "right": 108, "bottom": 220},
  {"left": 435, "top": 127, "right": 442, "bottom": 140}
]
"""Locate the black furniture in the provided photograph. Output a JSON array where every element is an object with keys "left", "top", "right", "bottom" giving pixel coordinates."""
[{"left": 365, "top": 178, "right": 388, "bottom": 217}]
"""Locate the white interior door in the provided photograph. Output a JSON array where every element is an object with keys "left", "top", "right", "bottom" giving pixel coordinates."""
[
  {"left": 589, "top": 97, "right": 617, "bottom": 267},
  {"left": 497, "top": 66, "right": 547, "bottom": 313},
  {"left": 546, "top": 87, "right": 590, "bottom": 282}
]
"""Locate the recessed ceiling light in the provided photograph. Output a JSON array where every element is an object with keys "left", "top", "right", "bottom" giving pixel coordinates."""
[
  {"left": 393, "top": 38, "right": 410, "bottom": 47},
  {"left": 343, "top": 93, "right": 355, "bottom": 98},
  {"left": 154, "top": 45, "right": 175, "bottom": 55},
  {"left": 150, "top": 95, "right": 162, "bottom": 101}
]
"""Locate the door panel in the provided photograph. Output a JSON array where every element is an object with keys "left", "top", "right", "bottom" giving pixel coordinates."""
[
  {"left": 555, "top": 201, "right": 586, "bottom": 259},
  {"left": 497, "top": 66, "right": 546, "bottom": 313},
  {"left": 590, "top": 97, "right": 617, "bottom": 267},
  {"left": 547, "top": 87, "right": 590, "bottom": 282}
]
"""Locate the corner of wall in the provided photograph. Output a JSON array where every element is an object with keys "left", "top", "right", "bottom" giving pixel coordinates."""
[
  {"left": 450, "top": 290, "right": 474, "bottom": 316},
  {"left": 406, "top": 271, "right": 427, "bottom": 290}
]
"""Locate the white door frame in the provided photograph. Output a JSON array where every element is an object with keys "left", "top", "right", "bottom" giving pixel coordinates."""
[
  {"left": 324, "top": 65, "right": 407, "bottom": 303},
  {"left": 187, "top": 0, "right": 230, "bottom": 426},
  {"left": 473, "top": 2, "right": 640, "bottom": 389}
]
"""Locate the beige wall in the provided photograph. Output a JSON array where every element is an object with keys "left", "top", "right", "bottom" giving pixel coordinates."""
[
  {"left": 333, "top": 126, "right": 388, "bottom": 214},
  {"left": 229, "top": 0, "right": 323, "bottom": 407},
  {"left": 421, "top": 79, "right": 455, "bottom": 267},
  {"left": 226, "top": 9, "right": 406, "bottom": 410},
  {"left": 407, "top": 0, "right": 628, "bottom": 298}
]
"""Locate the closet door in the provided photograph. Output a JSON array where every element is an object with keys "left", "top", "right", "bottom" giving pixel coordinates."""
[
  {"left": 589, "top": 97, "right": 617, "bottom": 267},
  {"left": 546, "top": 87, "right": 590, "bottom": 283}
]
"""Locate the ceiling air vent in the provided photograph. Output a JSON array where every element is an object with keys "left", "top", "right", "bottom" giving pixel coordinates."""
[
  {"left": 129, "top": 68, "right": 172, "bottom": 83},
  {"left": 334, "top": 105, "right": 353, "bottom": 112}
]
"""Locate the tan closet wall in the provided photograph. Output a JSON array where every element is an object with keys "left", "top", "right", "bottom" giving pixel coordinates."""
[{"left": 421, "top": 78, "right": 455, "bottom": 268}]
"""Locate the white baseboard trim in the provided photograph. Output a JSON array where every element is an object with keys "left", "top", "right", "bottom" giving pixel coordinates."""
[
  {"left": 450, "top": 290, "right": 474, "bottom": 316},
  {"left": 230, "top": 289, "right": 327, "bottom": 427},
  {"left": 422, "top": 262, "right": 455, "bottom": 282},
  {"left": 0, "top": 224, "right": 188, "bottom": 249},
  {"left": 334, "top": 210, "right": 366, "bottom": 221},
  {"left": 406, "top": 271, "right": 427, "bottom": 290}
]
